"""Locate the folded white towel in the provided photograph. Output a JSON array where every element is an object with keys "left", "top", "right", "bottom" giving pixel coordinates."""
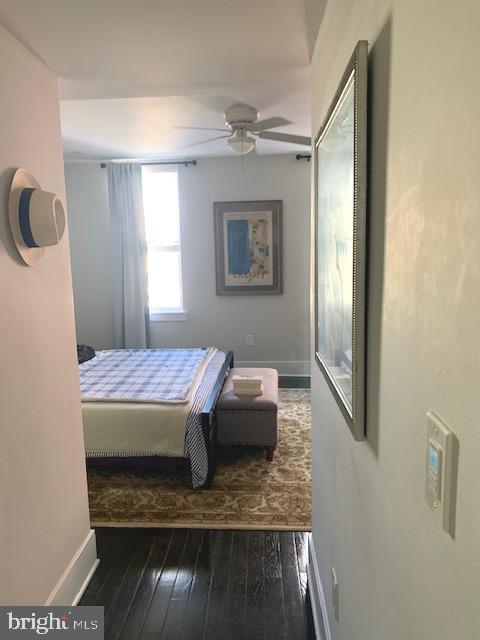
[
  {"left": 233, "top": 381, "right": 262, "bottom": 388},
  {"left": 234, "top": 385, "right": 263, "bottom": 397},
  {"left": 231, "top": 375, "right": 263, "bottom": 384},
  {"left": 233, "top": 380, "right": 262, "bottom": 388},
  {"left": 232, "top": 374, "right": 263, "bottom": 396}
]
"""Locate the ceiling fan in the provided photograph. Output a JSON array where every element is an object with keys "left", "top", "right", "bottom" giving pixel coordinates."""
[{"left": 179, "top": 103, "right": 310, "bottom": 155}]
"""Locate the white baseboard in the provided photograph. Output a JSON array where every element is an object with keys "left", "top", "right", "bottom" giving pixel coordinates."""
[
  {"left": 46, "top": 529, "right": 99, "bottom": 606},
  {"left": 235, "top": 360, "right": 310, "bottom": 376},
  {"left": 307, "top": 534, "right": 332, "bottom": 640}
]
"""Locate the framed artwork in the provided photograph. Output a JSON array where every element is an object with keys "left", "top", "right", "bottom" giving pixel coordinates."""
[
  {"left": 214, "top": 200, "right": 282, "bottom": 295},
  {"left": 314, "top": 40, "right": 368, "bottom": 440}
]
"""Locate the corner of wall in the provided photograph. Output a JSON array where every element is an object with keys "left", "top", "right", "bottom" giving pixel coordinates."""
[
  {"left": 46, "top": 530, "right": 99, "bottom": 606},
  {"left": 307, "top": 534, "right": 331, "bottom": 640}
]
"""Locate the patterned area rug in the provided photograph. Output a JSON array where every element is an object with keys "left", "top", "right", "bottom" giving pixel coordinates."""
[{"left": 87, "top": 389, "right": 311, "bottom": 531}]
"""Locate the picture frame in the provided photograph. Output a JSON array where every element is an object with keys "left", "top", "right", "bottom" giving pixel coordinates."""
[
  {"left": 314, "top": 40, "right": 368, "bottom": 440},
  {"left": 214, "top": 200, "right": 282, "bottom": 295}
]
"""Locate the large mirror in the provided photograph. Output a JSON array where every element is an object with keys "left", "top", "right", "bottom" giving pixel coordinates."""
[{"left": 314, "top": 41, "right": 368, "bottom": 440}]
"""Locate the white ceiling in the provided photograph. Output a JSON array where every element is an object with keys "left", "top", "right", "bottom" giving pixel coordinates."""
[{"left": 0, "top": 0, "right": 323, "bottom": 159}]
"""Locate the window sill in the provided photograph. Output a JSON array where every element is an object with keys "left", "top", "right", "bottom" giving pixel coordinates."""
[{"left": 149, "top": 310, "right": 188, "bottom": 322}]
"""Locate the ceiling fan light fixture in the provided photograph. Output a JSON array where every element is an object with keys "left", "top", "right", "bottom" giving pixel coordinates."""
[{"left": 227, "top": 132, "right": 256, "bottom": 155}]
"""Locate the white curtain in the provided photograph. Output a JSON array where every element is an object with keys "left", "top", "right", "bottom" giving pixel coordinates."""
[{"left": 107, "top": 162, "right": 150, "bottom": 348}]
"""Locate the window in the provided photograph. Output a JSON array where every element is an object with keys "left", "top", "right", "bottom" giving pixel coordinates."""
[{"left": 142, "top": 166, "right": 184, "bottom": 316}]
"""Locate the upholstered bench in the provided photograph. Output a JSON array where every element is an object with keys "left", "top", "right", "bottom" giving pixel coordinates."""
[{"left": 217, "top": 368, "right": 278, "bottom": 461}]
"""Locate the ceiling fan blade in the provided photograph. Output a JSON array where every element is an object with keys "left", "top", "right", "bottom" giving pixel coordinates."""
[
  {"left": 257, "top": 131, "right": 311, "bottom": 146},
  {"left": 176, "top": 134, "right": 232, "bottom": 149},
  {"left": 173, "top": 126, "right": 231, "bottom": 133},
  {"left": 251, "top": 117, "right": 292, "bottom": 132}
]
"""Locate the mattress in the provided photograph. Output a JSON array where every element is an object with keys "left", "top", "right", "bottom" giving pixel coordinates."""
[{"left": 82, "top": 400, "right": 192, "bottom": 457}]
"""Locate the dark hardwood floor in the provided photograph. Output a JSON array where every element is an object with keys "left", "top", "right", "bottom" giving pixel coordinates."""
[{"left": 80, "top": 528, "right": 316, "bottom": 640}]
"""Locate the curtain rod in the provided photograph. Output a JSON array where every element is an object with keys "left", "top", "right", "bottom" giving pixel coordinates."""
[{"left": 100, "top": 159, "right": 198, "bottom": 168}]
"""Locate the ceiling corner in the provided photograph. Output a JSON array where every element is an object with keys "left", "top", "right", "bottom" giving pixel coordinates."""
[{"left": 303, "top": 0, "right": 327, "bottom": 59}]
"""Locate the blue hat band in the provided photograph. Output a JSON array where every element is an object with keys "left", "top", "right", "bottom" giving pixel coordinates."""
[{"left": 19, "top": 188, "right": 39, "bottom": 248}]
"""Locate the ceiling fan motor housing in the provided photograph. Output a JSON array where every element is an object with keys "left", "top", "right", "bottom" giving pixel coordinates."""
[{"left": 224, "top": 103, "right": 259, "bottom": 129}]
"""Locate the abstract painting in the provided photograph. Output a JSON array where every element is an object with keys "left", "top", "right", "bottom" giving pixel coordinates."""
[{"left": 214, "top": 201, "right": 282, "bottom": 295}]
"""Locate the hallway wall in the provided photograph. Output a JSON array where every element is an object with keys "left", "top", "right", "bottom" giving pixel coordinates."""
[
  {"left": 0, "top": 24, "right": 95, "bottom": 604},
  {"left": 309, "top": 1, "right": 480, "bottom": 639}
]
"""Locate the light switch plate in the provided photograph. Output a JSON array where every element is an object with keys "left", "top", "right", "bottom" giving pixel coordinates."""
[{"left": 425, "top": 412, "right": 457, "bottom": 537}]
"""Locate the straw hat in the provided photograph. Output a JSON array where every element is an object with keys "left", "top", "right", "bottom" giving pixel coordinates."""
[{"left": 8, "top": 168, "right": 66, "bottom": 266}]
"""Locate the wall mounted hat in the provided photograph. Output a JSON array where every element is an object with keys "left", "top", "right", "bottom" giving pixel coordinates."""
[{"left": 8, "top": 169, "right": 66, "bottom": 266}]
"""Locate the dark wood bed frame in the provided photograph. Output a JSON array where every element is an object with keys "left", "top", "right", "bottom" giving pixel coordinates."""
[
  {"left": 199, "top": 350, "right": 234, "bottom": 486},
  {"left": 86, "top": 350, "right": 234, "bottom": 489}
]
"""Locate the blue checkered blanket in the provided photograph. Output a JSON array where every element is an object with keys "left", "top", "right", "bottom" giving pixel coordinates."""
[{"left": 79, "top": 348, "right": 213, "bottom": 403}]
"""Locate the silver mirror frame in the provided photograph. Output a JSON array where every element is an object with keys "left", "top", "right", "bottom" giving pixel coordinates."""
[{"left": 314, "top": 40, "right": 368, "bottom": 441}]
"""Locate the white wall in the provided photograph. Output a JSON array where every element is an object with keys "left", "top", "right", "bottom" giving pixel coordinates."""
[
  {"left": 66, "top": 163, "right": 115, "bottom": 350},
  {"left": 0, "top": 25, "right": 96, "bottom": 604},
  {"left": 309, "top": 1, "right": 480, "bottom": 639},
  {"left": 65, "top": 154, "right": 311, "bottom": 375}
]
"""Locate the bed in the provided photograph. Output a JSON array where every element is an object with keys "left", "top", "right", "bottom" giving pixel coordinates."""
[{"left": 79, "top": 347, "right": 233, "bottom": 488}]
